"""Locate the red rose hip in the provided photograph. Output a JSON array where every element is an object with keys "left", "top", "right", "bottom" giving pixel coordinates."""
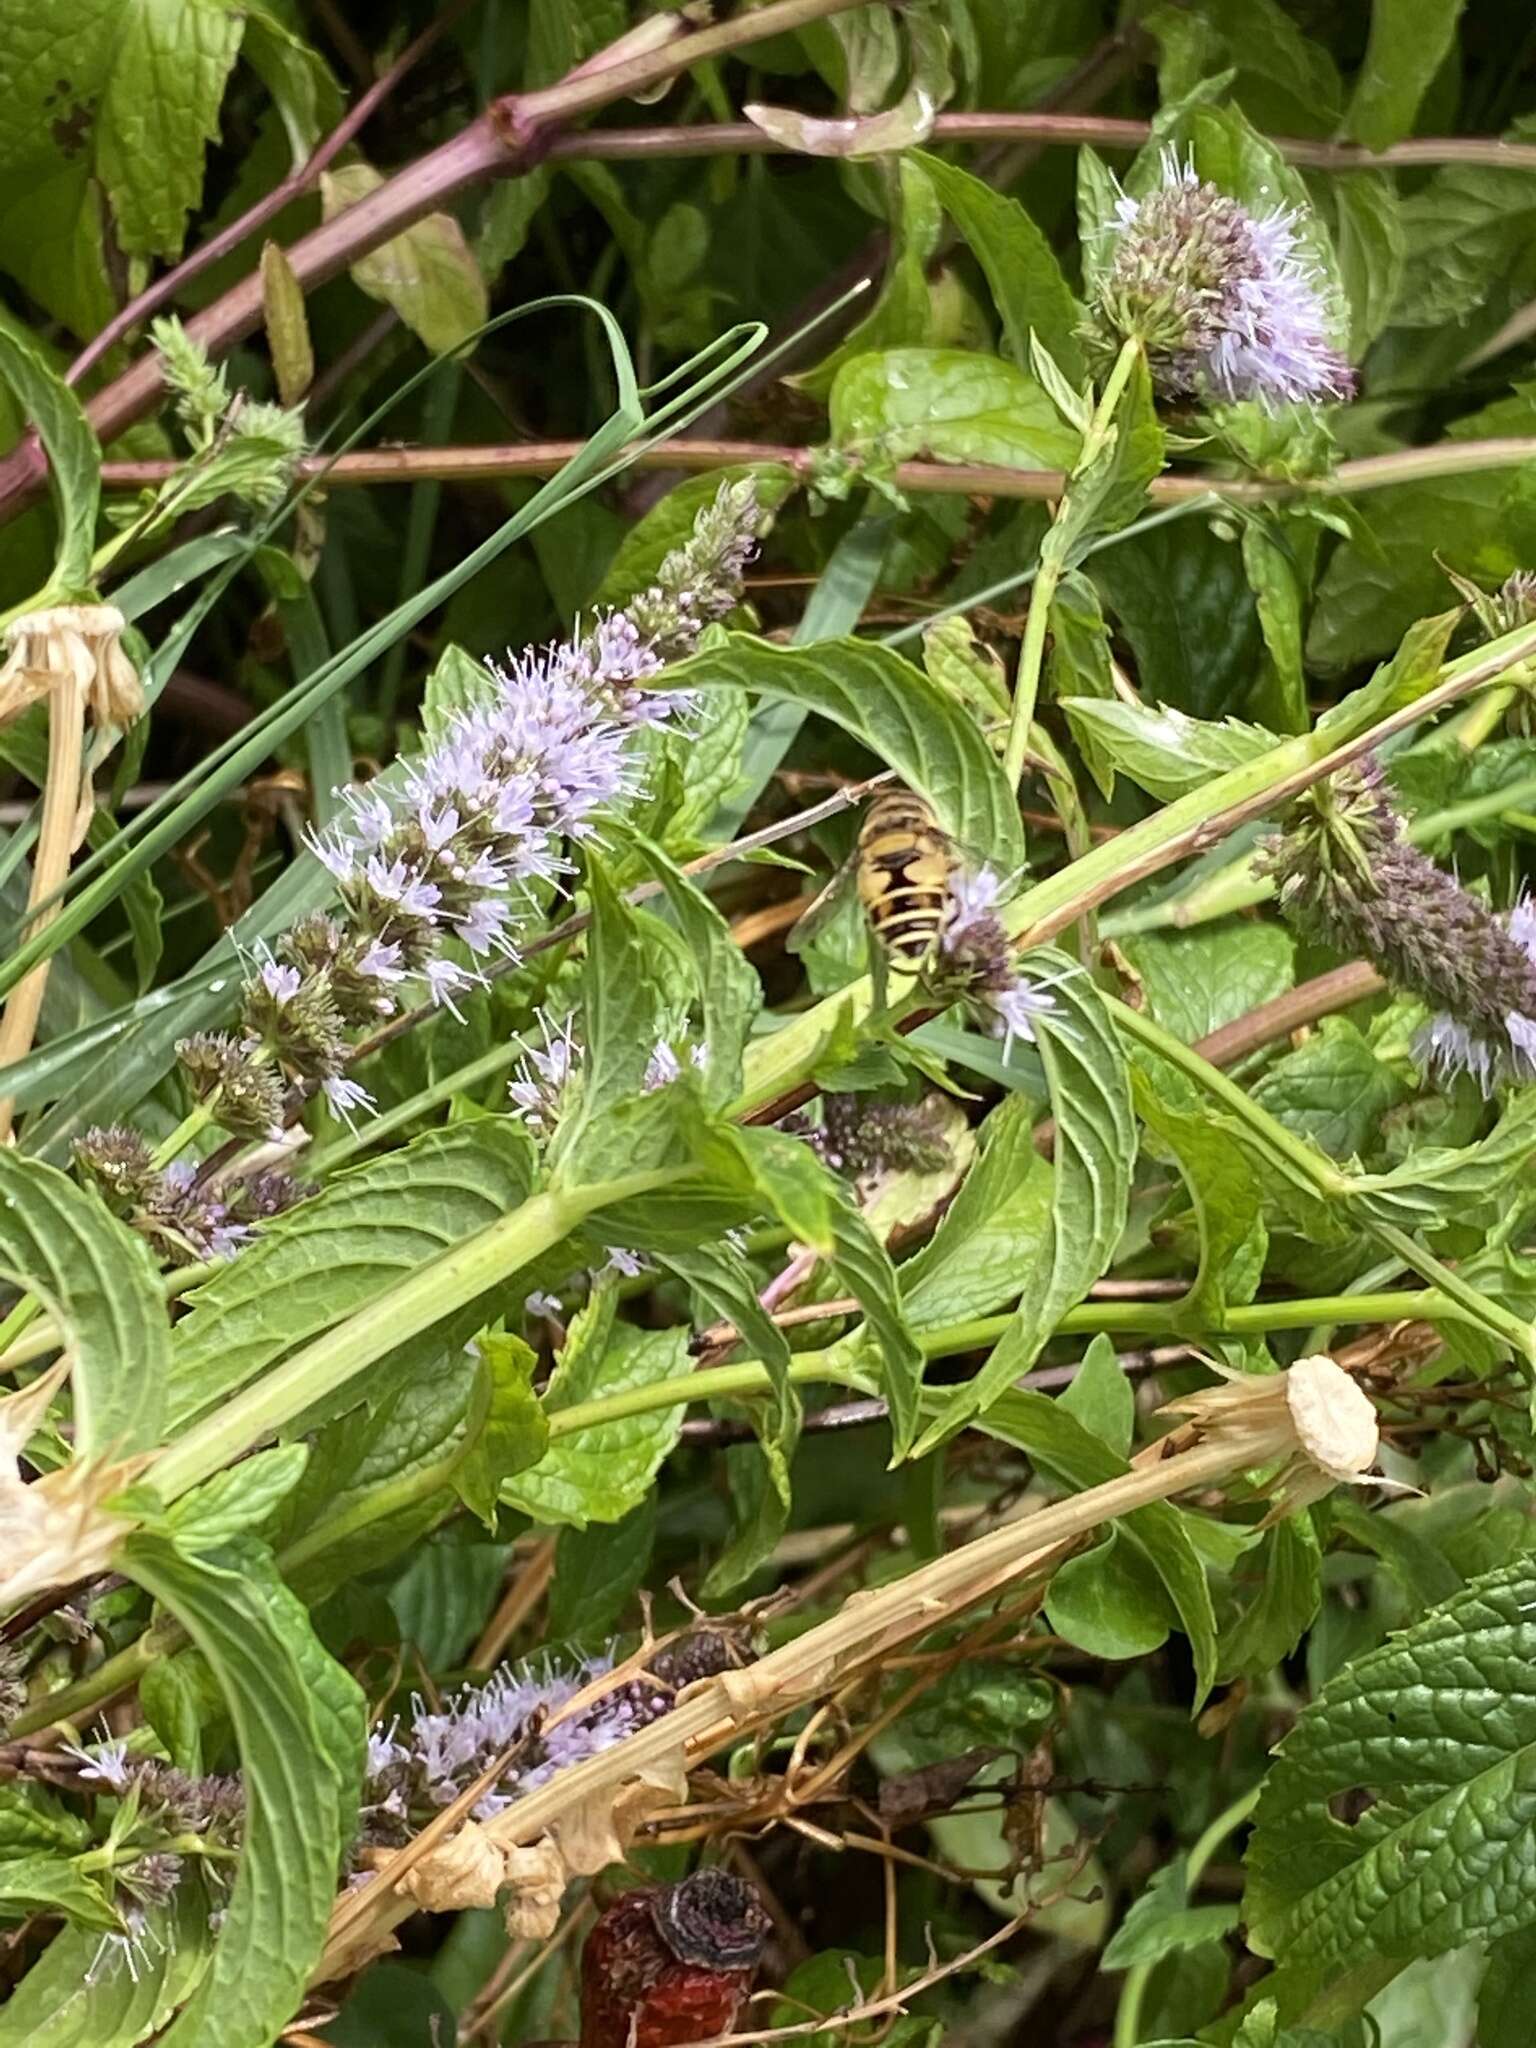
[{"left": 579, "top": 1869, "right": 771, "bottom": 2048}]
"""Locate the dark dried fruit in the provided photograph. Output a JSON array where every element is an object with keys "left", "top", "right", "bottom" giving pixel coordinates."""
[{"left": 579, "top": 1869, "right": 770, "bottom": 2048}]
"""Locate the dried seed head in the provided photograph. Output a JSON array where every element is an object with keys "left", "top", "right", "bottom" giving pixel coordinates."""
[
  {"left": 1283, "top": 1354, "right": 1379, "bottom": 1483},
  {"left": 1158, "top": 1353, "right": 1380, "bottom": 1515},
  {"left": 0, "top": 606, "right": 143, "bottom": 728},
  {"left": 649, "top": 1868, "right": 771, "bottom": 1971}
]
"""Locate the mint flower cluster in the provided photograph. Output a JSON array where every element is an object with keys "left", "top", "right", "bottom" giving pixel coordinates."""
[
  {"left": 70, "top": 1126, "right": 307, "bottom": 1267},
  {"left": 1093, "top": 151, "right": 1353, "bottom": 407},
  {"left": 1267, "top": 756, "right": 1536, "bottom": 1091},
  {"left": 359, "top": 1629, "right": 745, "bottom": 1845},
  {"left": 174, "top": 481, "right": 762, "bottom": 1135},
  {"left": 938, "top": 868, "right": 1059, "bottom": 1050}
]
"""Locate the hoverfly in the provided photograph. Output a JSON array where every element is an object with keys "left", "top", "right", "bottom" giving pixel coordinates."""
[{"left": 792, "top": 788, "right": 958, "bottom": 1004}]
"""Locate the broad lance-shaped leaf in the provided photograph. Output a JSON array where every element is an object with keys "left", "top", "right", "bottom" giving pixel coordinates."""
[
  {"left": 547, "top": 859, "right": 669, "bottom": 1180},
  {"left": 167, "top": 1120, "right": 535, "bottom": 1433},
  {"left": 622, "top": 831, "right": 762, "bottom": 1107},
  {"left": 1349, "top": 1088, "right": 1536, "bottom": 1230},
  {"left": 915, "top": 151, "right": 1083, "bottom": 380},
  {"left": 662, "top": 634, "right": 1026, "bottom": 877},
  {"left": 829, "top": 346, "right": 1080, "bottom": 477},
  {"left": 121, "top": 1534, "right": 365, "bottom": 2048},
  {"left": 1245, "top": 1552, "right": 1536, "bottom": 1996},
  {"left": 0, "top": 326, "right": 100, "bottom": 598},
  {"left": 914, "top": 953, "right": 1133, "bottom": 1452},
  {"left": 694, "top": 1121, "right": 926, "bottom": 1456},
  {"left": 1060, "top": 697, "right": 1279, "bottom": 802},
  {"left": 0, "top": 1153, "right": 166, "bottom": 1454}
]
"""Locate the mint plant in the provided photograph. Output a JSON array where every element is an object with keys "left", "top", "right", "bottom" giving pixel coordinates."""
[{"left": 0, "top": 4, "right": 1534, "bottom": 2045}]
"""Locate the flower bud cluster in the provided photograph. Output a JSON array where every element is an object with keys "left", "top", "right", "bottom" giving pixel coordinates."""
[
  {"left": 180, "top": 483, "right": 762, "bottom": 1137},
  {"left": 1265, "top": 756, "right": 1536, "bottom": 1090},
  {"left": 936, "top": 868, "right": 1058, "bottom": 1051},
  {"left": 71, "top": 1125, "right": 307, "bottom": 1266},
  {"left": 1091, "top": 151, "right": 1353, "bottom": 408},
  {"left": 816, "top": 1093, "right": 954, "bottom": 1179},
  {"left": 360, "top": 1630, "right": 745, "bottom": 1844}
]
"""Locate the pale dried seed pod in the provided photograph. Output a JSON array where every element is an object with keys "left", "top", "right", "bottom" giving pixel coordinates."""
[
  {"left": 0, "top": 605, "right": 143, "bottom": 730},
  {"left": 1157, "top": 1352, "right": 1382, "bottom": 1516}
]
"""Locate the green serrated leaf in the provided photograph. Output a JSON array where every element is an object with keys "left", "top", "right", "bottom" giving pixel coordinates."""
[
  {"left": 914, "top": 955, "right": 1133, "bottom": 1450},
  {"left": 166, "top": 1443, "right": 309, "bottom": 1552},
  {"left": 1246, "top": 1552, "right": 1536, "bottom": 1993},
  {"left": 0, "top": 1882, "right": 212, "bottom": 2048},
  {"left": 503, "top": 1308, "right": 688, "bottom": 1529},
  {"left": 453, "top": 1331, "right": 547, "bottom": 1526},
  {"left": 321, "top": 163, "right": 488, "bottom": 355},
  {"left": 548, "top": 1497, "right": 656, "bottom": 1638},
  {"left": 1060, "top": 698, "right": 1279, "bottom": 801},
  {"left": 0, "top": 325, "right": 99, "bottom": 595},
  {"left": 897, "top": 1095, "right": 1053, "bottom": 1330},
  {"left": 1059, "top": 1332, "right": 1134, "bottom": 1456},
  {"left": 1346, "top": 0, "right": 1466, "bottom": 152},
  {"left": 915, "top": 152, "right": 1084, "bottom": 380},
  {"left": 1103, "top": 1858, "right": 1240, "bottom": 1970},
  {"left": 829, "top": 346, "right": 1080, "bottom": 474},
  {"left": 792, "top": 159, "right": 943, "bottom": 401},
  {"left": 663, "top": 633, "right": 1025, "bottom": 876}
]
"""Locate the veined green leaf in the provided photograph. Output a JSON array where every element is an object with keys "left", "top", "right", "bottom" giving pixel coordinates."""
[
  {"left": 624, "top": 832, "right": 762, "bottom": 1106},
  {"left": 1246, "top": 1553, "right": 1536, "bottom": 1997},
  {"left": 662, "top": 633, "right": 1026, "bottom": 875},
  {"left": 830, "top": 346, "right": 1080, "bottom": 474},
  {"left": 165, "top": 1443, "right": 310, "bottom": 1552},
  {"left": 166, "top": 1121, "right": 535, "bottom": 1432},
  {"left": 122, "top": 1534, "right": 365, "bottom": 2048},
  {"left": 0, "top": 1152, "right": 167, "bottom": 1454},
  {"left": 1347, "top": 0, "right": 1466, "bottom": 152},
  {"left": 453, "top": 1331, "right": 547, "bottom": 1526},
  {"left": 916, "top": 152, "right": 1083, "bottom": 380},
  {"left": 0, "top": 325, "right": 99, "bottom": 595},
  {"left": 897, "top": 1094, "right": 1052, "bottom": 1331},
  {"left": 695, "top": 1121, "right": 925, "bottom": 1456},
  {"left": 1102, "top": 1858, "right": 1240, "bottom": 1970},
  {"left": 1059, "top": 698, "right": 1279, "bottom": 801},
  {"left": 0, "top": 1882, "right": 212, "bottom": 2048},
  {"left": 321, "top": 163, "right": 488, "bottom": 354},
  {"left": 504, "top": 1296, "right": 688, "bottom": 1528}
]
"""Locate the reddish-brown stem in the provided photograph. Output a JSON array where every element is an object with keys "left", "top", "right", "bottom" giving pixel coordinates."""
[
  {"left": 546, "top": 113, "right": 1536, "bottom": 172},
  {"left": 64, "top": 0, "right": 480, "bottom": 390},
  {"left": 92, "top": 434, "right": 1536, "bottom": 505}
]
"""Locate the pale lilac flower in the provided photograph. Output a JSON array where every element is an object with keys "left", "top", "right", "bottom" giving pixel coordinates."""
[
  {"left": 62, "top": 1736, "right": 134, "bottom": 1792},
  {"left": 604, "top": 1246, "right": 647, "bottom": 1279},
  {"left": 508, "top": 1015, "right": 582, "bottom": 1135},
  {"left": 1097, "top": 150, "right": 1353, "bottom": 408},
  {"left": 322, "top": 1074, "right": 375, "bottom": 1122},
  {"left": 258, "top": 956, "right": 301, "bottom": 1005},
  {"left": 937, "top": 866, "right": 1058, "bottom": 1049}
]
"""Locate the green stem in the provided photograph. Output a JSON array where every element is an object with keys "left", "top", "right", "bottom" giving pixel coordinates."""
[
  {"left": 1106, "top": 768, "right": 1536, "bottom": 937},
  {"left": 1003, "top": 337, "right": 1140, "bottom": 791},
  {"left": 150, "top": 1169, "right": 670, "bottom": 1504},
  {"left": 1114, "top": 1786, "right": 1260, "bottom": 2048},
  {"left": 149, "top": 1101, "right": 217, "bottom": 1171},
  {"left": 1108, "top": 997, "right": 1536, "bottom": 1366}
]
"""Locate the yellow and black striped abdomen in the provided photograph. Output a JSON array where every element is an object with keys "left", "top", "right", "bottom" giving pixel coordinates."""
[{"left": 856, "top": 793, "right": 952, "bottom": 970}]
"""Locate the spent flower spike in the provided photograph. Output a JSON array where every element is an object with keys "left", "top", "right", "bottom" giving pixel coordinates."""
[
  {"left": 1094, "top": 149, "right": 1353, "bottom": 408},
  {"left": 1266, "top": 757, "right": 1536, "bottom": 1092}
]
